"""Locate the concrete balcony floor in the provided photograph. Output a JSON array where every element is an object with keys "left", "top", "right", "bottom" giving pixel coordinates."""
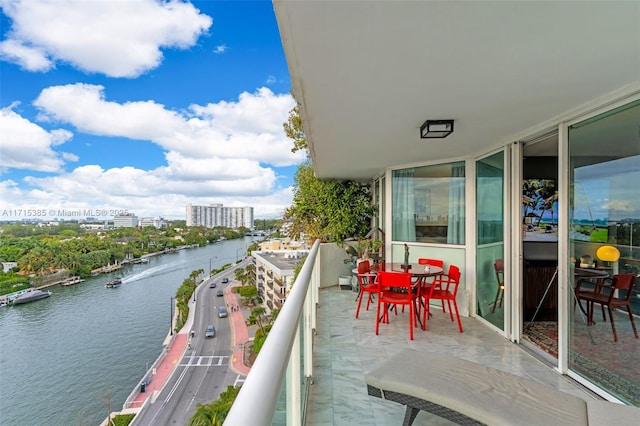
[{"left": 306, "top": 286, "right": 599, "bottom": 426}]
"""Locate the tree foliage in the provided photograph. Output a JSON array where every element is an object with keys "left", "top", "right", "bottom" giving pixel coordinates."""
[
  {"left": 283, "top": 162, "right": 374, "bottom": 242},
  {"left": 283, "top": 103, "right": 374, "bottom": 242},
  {"left": 284, "top": 104, "right": 307, "bottom": 154},
  {"left": 188, "top": 385, "right": 241, "bottom": 426}
]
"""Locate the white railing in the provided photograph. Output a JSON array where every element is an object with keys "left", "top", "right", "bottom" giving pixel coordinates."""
[{"left": 224, "top": 239, "right": 319, "bottom": 425}]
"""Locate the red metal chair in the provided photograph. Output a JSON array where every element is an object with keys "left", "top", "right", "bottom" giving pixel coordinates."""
[
  {"left": 576, "top": 273, "right": 638, "bottom": 342},
  {"left": 422, "top": 265, "right": 463, "bottom": 332},
  {"left": 416, "top": 258, "right": 445, "bottom": 317},
  {"left": 355, "top": 260, "right": 379, "bottom": 318},
  {"left": 375, "top": 271, "right": 418, "bottom": 340}
]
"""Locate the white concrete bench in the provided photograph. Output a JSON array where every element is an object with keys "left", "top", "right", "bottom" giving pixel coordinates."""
[{"left": 365, "top": 349, "right": 639, "bottom": 425}]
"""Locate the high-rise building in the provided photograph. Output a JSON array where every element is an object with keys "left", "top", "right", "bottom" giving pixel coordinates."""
[
  {"left": 113, "top": 213, "right": 138, "bottom": 228},
  {"left": 186, "top": 204, "right": 253, "bottom": 229}
]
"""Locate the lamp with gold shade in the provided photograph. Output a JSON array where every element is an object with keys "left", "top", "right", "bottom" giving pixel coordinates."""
[{"left": 596, "top": 245, "right": 620, "bottom": 274}]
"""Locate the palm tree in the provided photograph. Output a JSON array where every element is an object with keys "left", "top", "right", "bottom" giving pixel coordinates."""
[
  {"left": 243, "top": 267, "right": 255, "bottom": 286},
  {"left": 251, "top": 306, "right": 267, "bottom": 334}
]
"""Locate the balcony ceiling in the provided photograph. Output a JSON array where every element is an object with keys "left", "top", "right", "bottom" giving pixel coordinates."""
[{"left": 274, "top": 1, "right": 640, "bottom": 180}]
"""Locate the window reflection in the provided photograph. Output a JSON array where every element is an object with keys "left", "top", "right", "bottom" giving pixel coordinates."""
[
  {"left": 392, "top": 162, "right": 465, "bottom": 244},
  {"left": 569, "top": 100, "right": 640, "bottom": 405}
]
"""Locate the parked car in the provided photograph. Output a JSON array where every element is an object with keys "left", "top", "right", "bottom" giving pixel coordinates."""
[
  {"left": 217, "top": 289, "right": 223, "bottom": 297},
  {"left": 209, "top": 282, "right": 217, "bottom": 288},
  {"left": 205, "top": 325, "right": 216, "bottom": 338},
  {"left": 218, "top": 306, "right": 228, "bottom": 318},
  {"left": 222, "top": 277, "right": 229, "bottom": 283}
]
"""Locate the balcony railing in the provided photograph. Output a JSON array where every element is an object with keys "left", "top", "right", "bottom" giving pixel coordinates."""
[{"left": 225, "top": 239, "right": 318, "bottom": 425}]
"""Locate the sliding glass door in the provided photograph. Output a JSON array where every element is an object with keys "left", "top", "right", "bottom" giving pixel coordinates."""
[
  {"left": 476, "top": 150, "right": 505, "bottom": 330},
  {"left": 568, "top": 99, "right": 640, "bottom": 405}
]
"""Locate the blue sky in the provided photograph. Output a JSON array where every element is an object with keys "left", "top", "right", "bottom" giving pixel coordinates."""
[{"left": 0, "top": 0, "right": 304, "bottom": 221}]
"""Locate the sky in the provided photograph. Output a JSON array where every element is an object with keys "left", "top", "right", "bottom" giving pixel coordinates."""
[{"left": 0, "top": 0, "right": 305, "bottom": 222}]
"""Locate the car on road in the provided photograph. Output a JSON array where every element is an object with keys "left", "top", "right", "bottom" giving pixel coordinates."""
[
  {"left": 222, "top": 277, "right": 229, "bottom": 283},
  {"left": 209, "top": 282, "right": 217, "bottom": 288},
  {"left": 205, "top": 325, "right": 216, "bottom": 338},
  {"left": 218, "top": 306, "right": 228, "bottom": 318},
  {"left": 217, "top": 289, "right": 223, "bottom": 297}
]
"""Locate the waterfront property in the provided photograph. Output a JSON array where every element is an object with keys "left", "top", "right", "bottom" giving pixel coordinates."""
[
  {"left": 253, "top": 249, "right": 308, "bottom": 313},
  {"left": 224, "top": 1, "right": 640, "bottom": 423},
  {"left": 185, "top": 203, "right": 254, "bottom": 229}
]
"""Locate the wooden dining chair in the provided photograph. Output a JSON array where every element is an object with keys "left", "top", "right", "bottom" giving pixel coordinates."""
[
  {"left": 423, "top": 265, "right": 463, "bottom": 332},
  {"left": 355, "top": 260, "right": 379, "bottom": 318},
  {"left": 575, "top": 273, "right": 638, "bottom": 342},
  {"left": 491, "top": 259, "right": 505, "bottom": 313},
  {"left": 375, "top": 271, "right": 418, "bottom": 340}
]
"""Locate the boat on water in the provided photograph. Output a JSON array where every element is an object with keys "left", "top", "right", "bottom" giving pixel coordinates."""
[
  {"left": 12, "top": 289, "right": 52, "bottom": 305},
  {"left": 105, "top": 278, "right": 122, "bottom": 288}
]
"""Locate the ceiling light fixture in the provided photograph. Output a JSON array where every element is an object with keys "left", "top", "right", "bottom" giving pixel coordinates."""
[{"left": 420, "top": 119, "right": 454, "bottom": 138}]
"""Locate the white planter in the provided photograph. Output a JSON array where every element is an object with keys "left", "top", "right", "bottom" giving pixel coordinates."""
[{"left": 339, "top": 275, "right": 352, "bottom": 290}]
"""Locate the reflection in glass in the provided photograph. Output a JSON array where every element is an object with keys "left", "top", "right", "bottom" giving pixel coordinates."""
[
  {"left": 476, "top": 151, "right": 505, "bottom": 329},
  {"left": 568, "top": 100, "right": 640, "bottom": 405},
  {"left": 392, "top": 162, "right": 465, "bottom": 244}
]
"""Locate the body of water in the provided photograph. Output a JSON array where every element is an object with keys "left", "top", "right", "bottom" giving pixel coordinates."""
[{"left": 0, "top": 237, "right": 256, "bottom": 426}]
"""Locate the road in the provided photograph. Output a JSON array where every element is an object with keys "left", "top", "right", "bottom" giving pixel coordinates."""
[{"left": 135, "top": 261, "right": 249, "bottom": 426}]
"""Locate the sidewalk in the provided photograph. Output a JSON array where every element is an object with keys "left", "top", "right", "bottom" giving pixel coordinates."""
[
  {"left": 225, "top": 285, "right": 252, "bottom": 376},
  {"left": 129, "top": 332, "right": 188, "bottom": 407}
]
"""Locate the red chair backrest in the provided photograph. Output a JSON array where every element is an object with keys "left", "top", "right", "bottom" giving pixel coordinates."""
[
  {"left": 358, "top": 260, "right": 371, "bottom": 274},
  {"left": 443, "top": 265, "right": 461, "bottom": 295},
  {"left": 611, "top": 274, "right": 636, "bottom": 301},
  {"left": 377, "top": 271, "right": 413, "bottom": 295},
  {"left": 418, "top": 258, "right": 444, "bottom": 268}
]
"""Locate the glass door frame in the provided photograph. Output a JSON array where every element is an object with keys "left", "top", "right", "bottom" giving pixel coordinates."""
[{"left": 473, "top": 145, "right": 514, "bottom": 338}]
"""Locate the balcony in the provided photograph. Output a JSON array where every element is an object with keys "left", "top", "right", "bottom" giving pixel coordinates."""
[{"left": 224, "top": 240, "right": 599, "bottom": 425}]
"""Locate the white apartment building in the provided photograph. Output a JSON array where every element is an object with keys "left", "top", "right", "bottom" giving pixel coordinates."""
[
  {"left": 113, "top": 214, "right": 138, "bottom": 228},
  {"left": 185, "top": 204, "right": 253, "bottom": 229},
  {"left": 252, "top": 250, "right": 308, "bottom": 313},
  {"left": 139, "top": 217, "right": 168, "bottom": 229}
]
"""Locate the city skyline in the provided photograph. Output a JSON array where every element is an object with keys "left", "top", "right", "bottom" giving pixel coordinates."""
[{"left": 1, "top": 1, "right": 304, "bottom": 221}]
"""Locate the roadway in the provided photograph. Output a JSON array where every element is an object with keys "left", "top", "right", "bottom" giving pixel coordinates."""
[{"left": 134, "top": 260, "right": 249, "bottom": 426}]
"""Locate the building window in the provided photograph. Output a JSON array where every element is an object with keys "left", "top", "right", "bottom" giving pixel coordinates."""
[{"left": 392, "top": 161, "right": 465, "bottom": 244}]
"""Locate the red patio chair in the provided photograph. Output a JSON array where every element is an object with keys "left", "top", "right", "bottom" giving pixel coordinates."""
[
  {"left": 576, "top": 273, "right": 638, "bottom": 342},
  {"left": 422, "top": 265, "right": 463, "bottom": 332},
  {"left": 355, "top": 260, "right": 379, "bottom": 318},
  {"left": 416, "top": 258, "right": 445, "bottom": 316},
  {"left": 375, "top": 271, "right": 418, "bottom": 340}
]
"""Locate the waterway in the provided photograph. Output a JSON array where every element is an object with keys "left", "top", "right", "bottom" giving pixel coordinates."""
[{"left": 0, "top": 237, "right": 257, "bottom": 426}]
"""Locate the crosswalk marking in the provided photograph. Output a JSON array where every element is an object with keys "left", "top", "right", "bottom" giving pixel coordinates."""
[{"left": 179, "top": 355, "right": 229, "bottom": 367}]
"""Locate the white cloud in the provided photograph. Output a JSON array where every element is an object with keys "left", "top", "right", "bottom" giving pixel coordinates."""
[
  {"left": 2, "top": 84, "right": 302, "bottom": 219},
  {"left": 0, "top": 104, "right": 71, "bottom": 172},
  {"left": 0, "top": 38, "right": 52, "bottom": 72},
  {"left": 6, "top": 165, "right": 293, "bottom": 219},
  {"left": 33, "top": 83, "right": 303, "bottom": 166},
  {"left": 0, "top": 0, "right": 212, "bottom": 77},
  {"left": 214, "top": 44, "right": 227, "bottom": 54}
]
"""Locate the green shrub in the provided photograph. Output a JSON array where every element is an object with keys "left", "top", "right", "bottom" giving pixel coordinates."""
[{"left": 111, "top": 413, "right": 135, "bottom": 426}]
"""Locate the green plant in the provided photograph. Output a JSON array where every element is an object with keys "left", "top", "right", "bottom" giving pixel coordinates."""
[{"left": 111, "top": 413, "right": 135, "bottom": 426}]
